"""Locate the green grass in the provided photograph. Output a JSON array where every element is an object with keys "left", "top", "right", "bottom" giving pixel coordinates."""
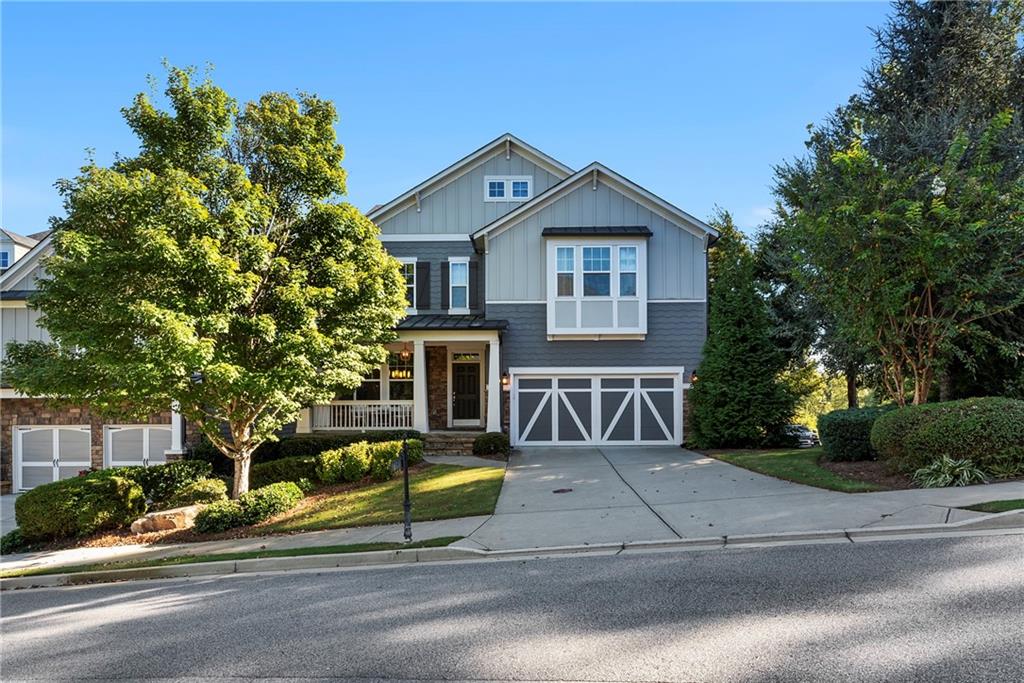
[
  {"left": 962, "top": 499, "right": 1024, "bottom": 513},
  {"left": 712, "top": 447, "right": 884, "bottom": 493},
  {"left": 0, "top": 536, "right": 462, "bottom": 579},
  {"left": 265, "top": 464, "right": 505, "bottom": 534}
]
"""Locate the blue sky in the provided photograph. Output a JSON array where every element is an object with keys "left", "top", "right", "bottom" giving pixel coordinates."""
[{"left": 2, "top": 2, "right": 892, "bottom": 236}]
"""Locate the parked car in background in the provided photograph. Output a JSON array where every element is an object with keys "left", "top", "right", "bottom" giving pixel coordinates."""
[{"left": 784, "top": 424, "right": 821, "bottom": 448}]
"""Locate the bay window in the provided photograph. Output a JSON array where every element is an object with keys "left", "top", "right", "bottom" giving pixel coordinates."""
[{"left": 545, "top": 239, "right": 647, "bottom": 338}]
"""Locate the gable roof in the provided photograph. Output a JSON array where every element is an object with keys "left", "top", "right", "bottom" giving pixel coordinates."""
[
  {"left": 367, "top": 133, "right": 574, "bottom": 224},
  {"left": 0, "top": 229, "right": 39, "bottom": 249},
  {"left": 0, "top": 233, "right": 52, "bottom": 291},
  {"left": 471, "top": 162, "right": 719, "bottom": 242}
]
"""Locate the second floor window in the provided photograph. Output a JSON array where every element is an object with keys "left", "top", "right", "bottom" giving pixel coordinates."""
[
  {"left": 487, "top": 180, "right": 505, "bottom": 199},
  {"left": 556, "top": 247, "right": 574, "bottom": 296},
  {"left": 0, "top": 251, "right": 10, "bottom": 269},
  {"left": 619, "top": 246, "right": 637, "bottom": 297},
  {"left": 400, "top": 260, "right": 416, "bottom": 311},
  {"left": 484, "top": 176, "right": 532, "bottom": 201},
  {"left": 450, "top": 259, "right": 469, "bottom": 311}
]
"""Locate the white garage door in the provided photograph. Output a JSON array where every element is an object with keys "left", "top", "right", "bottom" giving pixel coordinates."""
[
  {"left": 104, "top": 425, "right": 172, "bottom": 468},
  {"left": 13, "top": 425, "right": 92, "bottom": 491},
  {"left": 512, "top": 369, "right": 683, "bottom": 446}
]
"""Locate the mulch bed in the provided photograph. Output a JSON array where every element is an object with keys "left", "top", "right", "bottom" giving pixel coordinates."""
[{"left": 818, "top": 459, "right": 915, "bottom": 490}]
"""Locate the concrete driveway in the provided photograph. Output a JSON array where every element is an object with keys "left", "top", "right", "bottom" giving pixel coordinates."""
[{"left": 463, "top": 446, "right": 1024, "bottom": 550}]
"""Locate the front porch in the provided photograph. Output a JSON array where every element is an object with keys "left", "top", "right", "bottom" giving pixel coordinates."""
[{"left": 299, "top": 323, "right": 505, "bottom": 435}]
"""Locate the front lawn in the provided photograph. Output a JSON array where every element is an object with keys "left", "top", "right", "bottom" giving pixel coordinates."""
[
  {"left": 709, "top": 448, "right": 886, "bottom": 493},
  {"left": 265, "top": 464, "right": 504, "bottom": 533},
  {"left": 0, "top": 536, "right": 462, "bottom": 579},
  {"left": 962, "top": 499, "right": 1024, "bottom": 514}
]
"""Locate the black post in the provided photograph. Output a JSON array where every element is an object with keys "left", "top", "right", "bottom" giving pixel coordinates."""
[{"left": 402, "top": 439, "right": 412, "bottom": 543}]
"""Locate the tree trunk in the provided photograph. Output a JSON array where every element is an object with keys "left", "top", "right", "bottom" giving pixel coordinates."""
[
  {"left": 233, "top": 453, "right": 252, "bottom": 499},
  {"left": 845, "top": 365, "right": 858, "bottom": 409}
]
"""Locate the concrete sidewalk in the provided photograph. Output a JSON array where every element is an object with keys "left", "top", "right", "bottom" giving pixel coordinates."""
[{"left": 4, "top": 447, "right": 1023, "bottom": 575}]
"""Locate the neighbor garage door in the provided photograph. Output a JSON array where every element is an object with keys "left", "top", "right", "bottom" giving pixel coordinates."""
[
  {"left": 104, "top": 425, "right": 173, "bottom": 468},
  {"left": 512, "top": 369, "right": 683, "bottom": 446},
  {"left": 13, "top": 425, "right": 92, "bottom": 491}
]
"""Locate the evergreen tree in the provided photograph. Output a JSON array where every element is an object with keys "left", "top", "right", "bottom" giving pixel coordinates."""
[{"left": 689, "top": 212, "right": 797, "bottom": 448}]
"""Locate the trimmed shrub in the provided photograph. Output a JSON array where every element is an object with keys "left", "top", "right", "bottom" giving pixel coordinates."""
[
  {"left": 93, "top": 460, "right": 213, "bottom": 505},
  {"left": 194, "top": 500, "right": 245, "bottom": 533},
  {"left": 317, "top": 442, "right": 370, "bottom": 484},
  {"left": 818, "top": 406, "right": 893, "bottom": 461},
  {"left": 473, "top": 432, "right": 510, "bottom": 458},
  {"left": 188, "top": 430, "right": 422, "bottom": 474},
  {"left": 296, "top": 477, "right": 315, "bottom": 494},
  {"left": 1, "top": 528, "right": 30, "bottom": 555},
  {"left": 238, "top": 482, "right": 304, "bottom": 525},
  {"left": 164, "top": 478, "right": 228, "bottom": 509},
  {"left": 250, "top": 456, "right": 319, "bottom": 489},
  {"left": 16, "top": 475, "right": 146, "bottom": 541},
  {"left": 367, "top": 441, "right": 401, "bottom": 481},
  {"left": 872, "top": 397, "right": 1024, "bottom": 474}
]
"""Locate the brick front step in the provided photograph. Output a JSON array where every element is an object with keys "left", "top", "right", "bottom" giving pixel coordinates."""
[
  {"left": 423, "top": 431, "right": 482, "bottom": 456},
  {"left": 1, "top": 480, "right": 10, "bottom": 495}
]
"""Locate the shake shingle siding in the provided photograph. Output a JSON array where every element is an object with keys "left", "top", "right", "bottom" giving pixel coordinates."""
[{"left": 488, "top": 302, "right": 706, "bottom": 373}]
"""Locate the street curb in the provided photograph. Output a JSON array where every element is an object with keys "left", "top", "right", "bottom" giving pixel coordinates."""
[{"left": 3, "top": 510, "right": 1022, "bottom": 590}]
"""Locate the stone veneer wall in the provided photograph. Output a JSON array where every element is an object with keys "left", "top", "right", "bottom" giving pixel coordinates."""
[
  {"left": 426, "top": 346, "right": 448, "bottom": 430},
  {"left": 0, "top": 399, "right": 180, "bottom": 485}
]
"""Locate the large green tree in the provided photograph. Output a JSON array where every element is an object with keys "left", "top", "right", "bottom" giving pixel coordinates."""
[
  {"left": 3, "top": 66, "right": 407, "bottom": 496},
  {"left": 689, "top": 212, "right": 798, "bottom": 448}
]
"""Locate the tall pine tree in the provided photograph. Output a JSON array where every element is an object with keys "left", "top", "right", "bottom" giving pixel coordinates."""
[{"left": 689, "top": 211, "right": 797, "bottom": 448}]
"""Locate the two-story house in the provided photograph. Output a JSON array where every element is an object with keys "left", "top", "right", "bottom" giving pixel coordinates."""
[
  {"left": 0, "top": 133, "right": 715, "bottom": 492},
  {"left": 297, "top": 134, "right": 717, "bottom": 447}
]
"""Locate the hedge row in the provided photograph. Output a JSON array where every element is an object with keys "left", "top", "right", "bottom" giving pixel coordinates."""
[
  {"left": 473, "top": 432, "right": 510, "bottom": 458},
  {"left": 317, "top": 439, "right": 424, "bottom": 485},
  {"left": 818, "top": 406, "right": 893, "bottom": 461},
  {"left": 193, "top": 482, "right": 305, "bottom": 533},
  {"left": 189, "top": 430, "right": 422, "bottom": 474},
  {"left": 871, "top": 397, "right": 1024, "bottom": 476}
]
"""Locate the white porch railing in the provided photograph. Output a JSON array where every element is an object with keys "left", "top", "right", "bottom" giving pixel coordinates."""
[{"left": 312, "top": 401, "right": 415, "bottom": 431}]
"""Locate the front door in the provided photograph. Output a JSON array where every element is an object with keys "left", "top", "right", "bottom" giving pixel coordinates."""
[{"left": 452, "top": 362, "right": 481, "bottom": 424}]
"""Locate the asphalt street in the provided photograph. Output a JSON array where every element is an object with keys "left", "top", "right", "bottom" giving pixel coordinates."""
[{"left": 2, "top": 535, "right": 1022, "bottom": 682}]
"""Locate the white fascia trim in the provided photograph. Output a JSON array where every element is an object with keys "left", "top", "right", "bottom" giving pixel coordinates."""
[
  {"left": 547, "top": 334, "right": 646, "bottom": 341},
  {"left": 0, "top": 388, "right": 39, "bottom": 399},
  {"left": 378, "top": 233, "right": 471, "bottom": 243},
  {"left": 0, "top": 234, "right": 52, "bottom": 290},
  {"left": 649, "top": 298, "right": 707, "bottom": 303},
  {"left": 486, "top": 300, "right": 545, "bottom": 305},
  {"left": 368, "top": 134, "right": 573, "bottom": 224},
  {"left": 396, "top": 329, "right": 500, "bottom": 342},
  {"left": 510, "top": 366, "right": 685, "bottom": 376},
  {"left": 472, "top": 162, "right": 719, "bottom": 242}
]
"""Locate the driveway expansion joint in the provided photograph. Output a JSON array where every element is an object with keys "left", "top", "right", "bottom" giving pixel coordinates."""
[{"left": 596, "top": 448, "right": 682, "bottom": 539}]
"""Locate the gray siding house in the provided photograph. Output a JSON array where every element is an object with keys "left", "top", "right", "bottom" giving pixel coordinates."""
[
  {"left": 301, "top": 134, "right": 718, "bottom": 447},
  {"left": 0, "top": 133, "right": 717, "bottom": 491}
]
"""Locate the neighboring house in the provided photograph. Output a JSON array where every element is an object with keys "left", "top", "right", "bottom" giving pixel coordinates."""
[
  {"left": 297, "top": 134, "right": 717, "bottom": 448},
  {"left": 0, "top": 133, "right": 716, "bottom": 492},
  {"left": 0, "top": 229, "right": 41, "bottom": 272},
  {"left": 0, "top": 234, "right": 186, "bottom": 492}
]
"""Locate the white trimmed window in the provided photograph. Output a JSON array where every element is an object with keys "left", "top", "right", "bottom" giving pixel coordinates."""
[
  {"left": 449, "top": 257, "right": 470, "bottom": 314},
  {"left": 398, "top": 258, "right": 416, "bottom": 313},
  {"left": 545, "top": 239, "right": 647, "bottom": 338},
  {"left": 0, "top": 251, "right": 9, "bottom": 269},
  {"left": 484, "top": 176, "right": 532, "bottom": 202}
]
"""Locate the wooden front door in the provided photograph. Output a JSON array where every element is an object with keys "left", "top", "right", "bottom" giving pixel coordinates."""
[{"left": 452, "top": 362, "right": 481, "bottom": 422}]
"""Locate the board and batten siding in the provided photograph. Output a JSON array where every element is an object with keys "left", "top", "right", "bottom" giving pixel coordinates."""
[
  {"left": 489, "top": 302, "right": 706, "bottom": 372},
  {"left": 3, "top": 263, "right": 46, "bottom": 293},
  {"left": 377, "top": 151, "right": 563, "bottom": 236},
  {"left": 1, "top": 305, "right": 51, "bottom": 365},
  {"left": 486, "top": 181, "right": 707, "bottom": 302},
  {"left": 384, "top": 240, "right": 484, "bottom": 316}
]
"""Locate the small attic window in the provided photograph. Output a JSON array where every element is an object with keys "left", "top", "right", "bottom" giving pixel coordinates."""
[
  {"left": 485, "top": 176, "right": 532, "bottom": 202},
  {"left": 487, "top": 180, "right": 505, "bottom": 199}
]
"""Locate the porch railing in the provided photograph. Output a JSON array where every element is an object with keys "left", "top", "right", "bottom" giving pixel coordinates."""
[{"left": 312, "top": 401, "right": 415, "bottom": 431}]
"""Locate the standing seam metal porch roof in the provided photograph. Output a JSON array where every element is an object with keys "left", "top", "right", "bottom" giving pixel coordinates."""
[{"left": 396, "top": 314, "right": 508, "bottom": 331}]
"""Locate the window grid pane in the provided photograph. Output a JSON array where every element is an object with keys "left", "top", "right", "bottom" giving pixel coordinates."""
[
  {"left": 512, "top": 181, "right": 529, "bottom": 198},
  {"left": 583, "top": 247, "right": 611, "bottom": 272},
  {"left": 584, "top": 273, "right": 611, "bottom": 297},
  {"left": 619, "top": 246, "right": 637, "bottom": 272},
  {"left": 451, "top": 262, "right": 468, "bottom": 285},
  {"left": 488, "top": 181, "right": 505, "bottom": 198},
  {"left": 451, "top": 286, "right": 468, "bottom": 309},
  {"left": 556, "top": 247, "right": 574, "bottom": 272}
]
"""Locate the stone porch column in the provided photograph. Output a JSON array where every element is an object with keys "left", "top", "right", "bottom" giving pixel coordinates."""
[
  {"left": 486, "top": 338, "right": 501, "bottom": 433},
  {"left": 413, "top": 340, "right": 429, "bottom": 433}
]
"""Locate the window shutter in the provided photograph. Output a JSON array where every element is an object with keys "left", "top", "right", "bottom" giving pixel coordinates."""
[
  {"left": 468, "top": 260, "right": 479, "bottom": 310},
  {"left": 416, "top": 261, "right": 430, "bottom": 310},
  {"left": 441, "top": 261, "right": 450, "bottom": 310}
]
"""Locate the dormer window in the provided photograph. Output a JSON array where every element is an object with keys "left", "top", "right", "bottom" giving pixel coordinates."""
[
  {"left": 484, "top": 176, "right": 532, "bottom": 202},
  {"left": 0, "top": 251, "right": 10, "bottom": 269}
]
